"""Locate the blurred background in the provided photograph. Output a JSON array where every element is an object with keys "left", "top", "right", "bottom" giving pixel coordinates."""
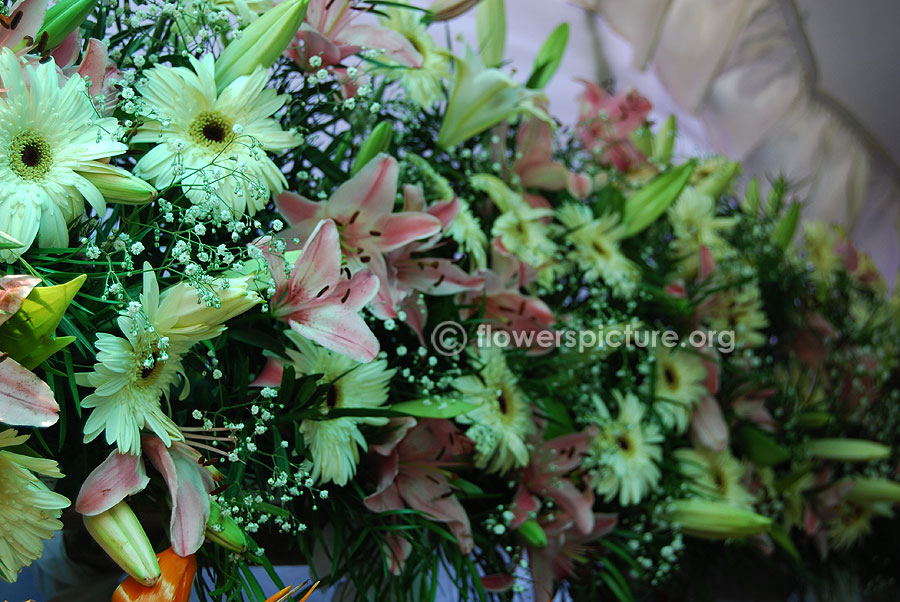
[{"left": 2, "top": 0, "right": 899, "bottom": 600}]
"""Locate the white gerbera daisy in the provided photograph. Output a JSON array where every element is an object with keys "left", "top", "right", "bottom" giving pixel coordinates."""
[
  {"left": 557, "top": 202, "right": 638, "bottom": 295},
  {"left": 0, "top": 49, "right": 126, "bottom": 261},
  {"left": 675, "top": 447, "right": 755, "bottom": 509},
  {"left": 586, "top": 392, "right": 663, "bottom": 506},
  {"left": 282, "top": 330, "right": 394, "bottom": 487},
  {"left": 80, "top": 270, "right": 188, "bottom": 454},
  {"left": 652, "top": 347, "right": 708, "bottom": 433},
  {"left": 0, "top": 429, "right": 69, "bottom": 583},
  {"left": 453, "top": 347, "right": 535, "bottom": 474},
  {"left": 133, "top": 54, "right": 300, "bottom": 217}
]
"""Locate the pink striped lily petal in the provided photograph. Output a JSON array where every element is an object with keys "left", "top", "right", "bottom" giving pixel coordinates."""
[
  {"left": 0, "top": 354, "right": 58, "bottom": 427},
  {"left": 75, "top": 450, "right": 150, "bottom": 515}
]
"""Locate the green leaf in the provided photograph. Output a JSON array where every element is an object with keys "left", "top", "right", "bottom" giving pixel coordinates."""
[
  {"left": 621, "top": 161, "right": 696, "bottom": 237},
  {"left": 768, "top": 522, "right": 800, "bottom": 562},
  {"left": 526, "top": 23, "right": 569, "bottom": 89},
  {"left": 390, "top": 397, "right": 479, "bottom": 418},
  {"left": 737, "top": 424, "right": 790, "bottom": 467},
  {"left": 0, "top": 275, "right": 85, "bottom": 368}
]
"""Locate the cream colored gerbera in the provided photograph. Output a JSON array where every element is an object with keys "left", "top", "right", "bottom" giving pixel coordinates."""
[
  {"left": 133, "top": 54, "right": 300, "bottom": 217},
  {"left": 652, "top": 347, "right": 708, "bottom": 433},
  {"left": 703, "top": 283, "right": 769, "bottom": 349},
  {"left": 828, "top": 501, "right": 893, "bottom": 550},
  {"left": 557, "top": 202, "right": 638, "bottom": 295},
  {"left": 668, "top": 187, "right": 736, "bottom": 274},
  {"left": 674, "top": 447, "right": 755, "bottom": 509},
  {"left": 801, "top": 221, "right": 841, "bottom": 277},
  {"left": 377, "top": 2, "right": 450, "bottom": 107},
  {"left": 0, "top": 49, "right": 126, "bottom": 261},
  {"left": 586, "top": 391, "right": 663, "bottom": 506},
  {"left": 453, "top": 347, "right": 535, "bottom": 474},
  {"left": 0, "top": 429, "right": 69, "bottom": 583},
  {"left": 472, "top": 174, "right": 557, "bottom": 270},
  {"left": 79, "top": 265, "right": 256, "bottom": 454},
  {"left": 282, "top": 330, "right": 394, "bottom": 487}
]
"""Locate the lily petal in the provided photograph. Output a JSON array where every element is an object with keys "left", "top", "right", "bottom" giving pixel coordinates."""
[
  {"left": 76, "top": 451, "right": 150, "bottom": 516},
  {"left": 0, "top": 354, "right": 59, "bottom": 427},
  {"left": 143, "top": 438, "right": 214, "bottom": 556},
  {"left": 329, "top": 154, "right": 398, "bottom": 222},
  {"left": 0, "top": 275, "right": 40, "bottom": 327}
]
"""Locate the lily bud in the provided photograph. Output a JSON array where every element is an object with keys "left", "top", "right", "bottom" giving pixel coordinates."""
[
  {"left": 621, "top": 160, "right": 695, "bottom": 237},
  {"left": 651, "top": 115, "right": 677, "bottom": 164},
  {"left": 476, "top": 0, "right": 506, "bottom": 68},
  {"left": 83, "top": 500, "right": 160, "bottom": 587},
  {"left": 205, "top": 500, "right": 247, "bottom": 553},
  {"left": 35, "top": 0, "right": 98, "bottom": 50},
  {"left": 77, "top": 162, "right": 157, "bottom": 205},
  {"left": 516, "top": 519, "right": 548, "bottom": 548},
  {"left": 806, "top": 438, "right": 891, "bottom": 462},
  {"left": 350, "top": 122, "right": 393, "bottom": 176},
  {"left": 438, "top": 47, "right": 544, "bottom": 149},
  {"left": 667, "top": 499, "right": 771, "bottom": 540},
  {"left": 214, "top": 0, "right": 310, "bottom": 93},
  {"left": 429, "top": 0, "right": 482, "bottom": 21},
  {"left": 112, "top": 548, "right": 196, "bottom": 602},
  {"left": 844, "top": 478, "right": 900, "bottom": 504}
]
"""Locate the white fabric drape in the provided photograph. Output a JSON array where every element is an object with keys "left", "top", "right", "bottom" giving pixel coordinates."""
[{"left": 577, "top": 0, "right": 900, "bottom": 281}]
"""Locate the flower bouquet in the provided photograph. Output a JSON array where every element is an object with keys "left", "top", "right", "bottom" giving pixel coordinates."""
[{"left": 1, "top": 0, "right": 898, "bottom": 601}]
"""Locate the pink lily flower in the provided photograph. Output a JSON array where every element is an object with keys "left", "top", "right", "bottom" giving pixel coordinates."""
[
  {"left": 364, "top": 418, "right": 475, "bottom": 559},
  {"left": 377, "top": 185, "right": 484, "bottom": 334},
  {"left": 0, "top": 275, "right": 59, "bottom": 428},
  {"left": 0, "top": 0, "right": 44, "bottom": 53},
  {"left": 514, "top": 116, "right": 591, "bottom": 199},
  {"left": 52, "top": 35, "right": 122, "bottom": 111},
  {"left": 576, "top": 80, "right": 651, "bottom": 172},
  {"left": 75, "top": 436, "right": 216, "bottom": 557},
  {"left": 460, "top": 239, "right": 555, "bottom": 342},
  {"left": 689, "top": 351, "right": 729, "bottom": 452},
  {"left": 730, "top": 386, "right": 778, "bottom": 432},
  {"left": 509, "top": 428, "right": 598, "bottom": 536},
  {"left": 287, "top": 0, "right": 421, "bottom": 72},
  {"left": 275, "top": 154, "right": 442, "bottom": 319},
  {"left": 263, "top": 218, "right": 381, "bottom": 363},
  {"left": 529, "top": 512, "right": 618, "bottom": 601}
]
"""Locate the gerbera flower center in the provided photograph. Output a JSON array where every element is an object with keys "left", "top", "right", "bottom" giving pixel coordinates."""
[
  {"left": 662, "top": 364, "right": 679, "bottom": 389},
  {"left": 326, "top": 384, "right": 341, "bottom": 408},
  {"left": 189, "top": 111, "right": 234, "bottom": 152},
  {"left": 8, "top": 131, "right": 53, "bottom": 180},
  {"left": 138, "top": 351, "right": 166, "bottom": 385}
]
